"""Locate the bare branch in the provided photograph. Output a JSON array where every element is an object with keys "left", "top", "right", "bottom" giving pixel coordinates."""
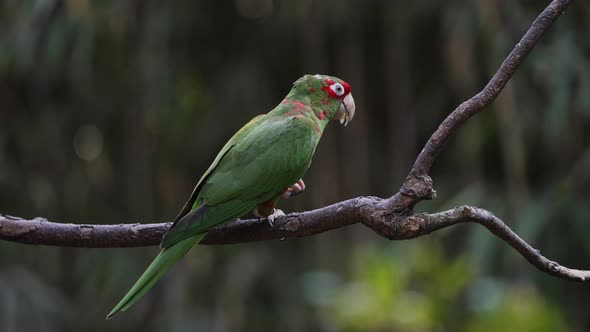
[
  {"left": 3, "top": 198, "right": 589, "bottom": 282},
  {"left": 361, "top": 205, "right": 590, "bottom": 282},
  {"left": 1, "top": 0, "right": 585, "bottom": 283},
  {"left": 0, "top": 215, "right": 170, "bottom": 248},
  {"left": 422, "top": 206, "right": 590, "bottom": 282},
  {"left": 0, "top": 197, "right": 375, "bottom": 247},
  {"left": 408, "top": 0, "right": 572, "bottom": 180}
]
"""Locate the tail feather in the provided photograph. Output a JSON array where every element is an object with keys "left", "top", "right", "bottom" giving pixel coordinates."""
[{"left": 106, "top": 233, "right": 204, "bottom": 319}]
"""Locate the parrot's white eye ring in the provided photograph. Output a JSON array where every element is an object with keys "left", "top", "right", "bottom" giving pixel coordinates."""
[{"left": 330, "top": 83, "right": 345, "bottom": 97}]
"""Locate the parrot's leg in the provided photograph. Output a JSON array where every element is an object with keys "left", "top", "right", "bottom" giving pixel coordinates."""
[
  {"left": 282, "top": 179, "right": 305, "bottom": 199},
  {"left": 266, "top": 209, "right": 285, "bottom": 227},
  {"left": 253, "top": 195, "right": 284, "bottom": 227},
  {"left": 254, "top": 179, "right": 304, "bottom": 226}
]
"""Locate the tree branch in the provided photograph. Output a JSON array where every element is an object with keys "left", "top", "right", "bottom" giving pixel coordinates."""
[
  {"left": 408, "top": 0, "right": 571, "bottom": 179},
  {"left": 0, "top": 197, "right": 375, "bottom": 247},
  {"left": 1, "top": 0, "right": 585, "bottom": 283},
  {"left": 421, "top": 206, "right": 590, "bottom": 282},
  {"left": 3, "top": 197, "right": 588, "bottom": 281},
  {"left": 359, "top": 204, "right": 590, "bottom": 281}
]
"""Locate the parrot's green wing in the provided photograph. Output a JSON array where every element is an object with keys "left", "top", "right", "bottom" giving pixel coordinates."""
[
  {"left": 170, "top": 114, "right": 266, "bottom": 228},
  {"left": 108, "top": 114, "right": 319, "bottom": 318},
  {"left": 107, "top": 114, "right": 269, "bottom": 319},
  {"left": 161, "top": 114, "right": 321, "bottom": 248}
]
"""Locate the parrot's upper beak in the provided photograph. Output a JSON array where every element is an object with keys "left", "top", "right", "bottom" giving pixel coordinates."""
[{"left": 337, "top": 93, "right": 355, "bottom": 126}]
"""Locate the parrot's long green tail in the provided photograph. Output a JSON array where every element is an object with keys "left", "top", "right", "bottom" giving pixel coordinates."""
[{"left": 106, "top": 233, "right": 204, "bottom": 319}]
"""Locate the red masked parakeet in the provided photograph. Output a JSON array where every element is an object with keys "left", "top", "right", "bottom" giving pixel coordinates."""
[{"left": 107, "top": 74, "right": 355, "bottom": 318}]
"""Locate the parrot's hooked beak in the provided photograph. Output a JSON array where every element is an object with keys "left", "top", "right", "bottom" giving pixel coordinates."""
[{"left": 338, "top": 94, "right": 356, "bottom": 126}]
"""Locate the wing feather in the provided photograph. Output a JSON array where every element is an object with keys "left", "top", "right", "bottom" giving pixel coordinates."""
[
  {"left": 163, "top": 113, "right": 321, "bottom": 248},
  {"left": 169, "top": 114, "right": 266, "bottom": 227}
]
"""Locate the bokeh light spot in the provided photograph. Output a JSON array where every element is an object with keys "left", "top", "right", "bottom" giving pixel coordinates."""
[{"left": 73, "top": 125, "right": 104, "bottom": 161}]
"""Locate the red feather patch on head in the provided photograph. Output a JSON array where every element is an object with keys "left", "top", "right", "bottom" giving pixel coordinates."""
[
  {"left": 321, "top": 78, "right": 352, "bottom": 99},
  {"left": 321, "top": 84, "right": 336, "bottom": 98},
  {"left": 340, "top": 80, "right": 352, "bottom": 94}
]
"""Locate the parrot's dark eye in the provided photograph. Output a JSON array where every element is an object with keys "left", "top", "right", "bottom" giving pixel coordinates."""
[{"left": 330, "top": 83, "right": 345, "bottom": 97}]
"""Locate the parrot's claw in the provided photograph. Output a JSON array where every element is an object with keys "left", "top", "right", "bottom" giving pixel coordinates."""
[
  {"left": 266, "top": 208, "right": 285, "bottom": 227},
  {"left": 282, "top": 179, "right": 306, "bottom": 199}
]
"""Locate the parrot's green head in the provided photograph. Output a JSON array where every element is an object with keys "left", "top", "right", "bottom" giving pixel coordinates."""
[{"left": 289, "top": 74, "right": 356, "bottom": 125}]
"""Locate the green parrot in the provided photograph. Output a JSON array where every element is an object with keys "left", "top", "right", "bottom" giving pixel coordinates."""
[{"left": 107, "top": 74, "right": 355, "bottom": 319}]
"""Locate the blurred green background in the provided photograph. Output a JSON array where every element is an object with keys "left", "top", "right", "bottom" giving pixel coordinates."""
[{"left": 1, "top": 0, "right": 589, "bottom": 331}]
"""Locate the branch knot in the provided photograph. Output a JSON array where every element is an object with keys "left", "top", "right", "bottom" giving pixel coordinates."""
[{"left": 400, "top": 173, "right": 436, "bottom": 200}]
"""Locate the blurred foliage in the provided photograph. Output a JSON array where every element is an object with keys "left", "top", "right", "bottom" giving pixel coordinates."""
[
  {"left": 1, "top": 0, "right": 589, "bottom": 331},
  {"left": 307, "top": 243, "right": 571, "bottom": 332}
]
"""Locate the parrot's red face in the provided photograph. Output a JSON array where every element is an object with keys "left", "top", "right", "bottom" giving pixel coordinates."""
[
  {"left": 321, "top": 77, "right": 355, "bottom": 126},
  {"left": 322, "top": 78, "right": 352, "bottom": 99}
]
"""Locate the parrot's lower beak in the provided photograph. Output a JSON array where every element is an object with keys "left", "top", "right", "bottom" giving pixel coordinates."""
[{"left": 338, "top": 94, "right": 356, "bottom": 126}]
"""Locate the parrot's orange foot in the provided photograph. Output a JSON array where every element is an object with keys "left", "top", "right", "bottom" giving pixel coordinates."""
[
  {"left": 282, "top": 179, "right": 305, "bottom": 199},
  {"left": 266, "top": 208, "right": 284, "bottom": 227}
]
